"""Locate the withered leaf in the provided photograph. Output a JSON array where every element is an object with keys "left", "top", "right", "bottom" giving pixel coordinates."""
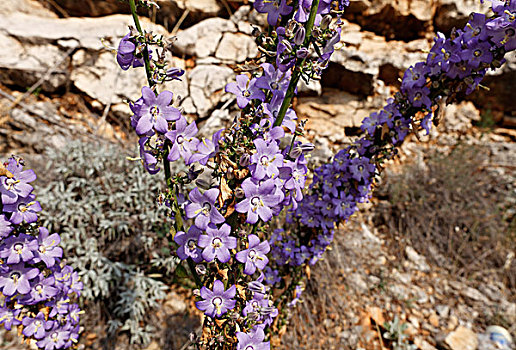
[
  {"left": 0, "top": 164, "right": 13, "bottom": 178},
  {"left": 219, "top": 177, "right": 233, "bottom": 208}
]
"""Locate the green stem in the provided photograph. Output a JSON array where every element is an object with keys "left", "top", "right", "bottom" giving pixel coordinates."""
[
  {"left": 162, "top": 141, "right": 202, "bottom": 288},
  {"left": 274, "top": 0, "right": 320, "bottom": 128},
  {"left": 128, "top": 0, "right": 155, "bottom": 88}
]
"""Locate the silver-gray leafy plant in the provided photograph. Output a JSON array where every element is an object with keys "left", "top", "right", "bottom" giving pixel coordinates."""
[{"left": 38, "top": 140, "right": 178, "bottom": 346}]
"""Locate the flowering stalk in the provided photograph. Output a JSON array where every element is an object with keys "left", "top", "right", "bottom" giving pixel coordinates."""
[
  {"left": 274, "top": 0, "right": 320, "bottom": 127},
  {"left": 128, "top": 0, "right": 154, "bottom": 88},
  {"left": 0, "top": 157, "right": 83, "bottom": 349},
  {"left": 115, "top": 0, "right": 514, "bottom": 348}
]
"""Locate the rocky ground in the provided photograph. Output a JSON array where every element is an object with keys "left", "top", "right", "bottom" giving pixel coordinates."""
[{"left": 0, "top": 0, "right": 514, "bottom": 349}]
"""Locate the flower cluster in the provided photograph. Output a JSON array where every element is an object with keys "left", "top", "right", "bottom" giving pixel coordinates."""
[
  {"left": 0, "top": 157, "right": 82, "bottom": 349},
  {"left": 264, "top": 0, "right": 516, "bottom": 281},
  {"left": 116, "top": 0, "right": 514, "bottom": 348}
]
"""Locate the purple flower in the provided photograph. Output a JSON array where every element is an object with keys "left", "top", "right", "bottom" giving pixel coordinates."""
[
  {"left": 236, "top": 327, "right": 270, "bottom": 350},
  {"left": 26, "top": 275, "right": 59, "bottom": 304},
  {"left": 235, "top": 178, "right": 282, "bottom": 224},
  {"left": 34, "top": 227, "right": 63, "bottom": 268},
  {"left": 166, "top": 67, "right": 185, "bottom": 81},
  {"left": 407, "top": 86, "right": 432, "bottom": 109},
  {"left": 0, "top": 158, "right": 36, "bottom": 205},
  {"left": 195, "top": 280, "right": 236, "bottom": 318},
  {"left": 134, "top": 86, "right": 181, "bottom": 135},
  {"left": 54, "top": 265, "right": 83, "bottom": 297},
  {"left": 174, "top": 226, "right": 203, "bottom": 263},
  {"left": 225, "top": 75, "right": 266, "bottom": 109},
  {"left": 0, "top": 233, "right": 38, "bottom": 264},
  {"left": 0, "top": 263, "right": 40, "bottom": 296},
  {"left": 461, "top": 39, "right": 493, "bottom": 68},
  {"left": 254, "top": 0, "right": 293, "bottom": 26},
  {"left": 0, "top": 214, "right": 12, "bottom": 239},
  {"left": 36, "top": 323, "right": 70, "bottom": 350},
  {"left": 236, "top": 234, "right": 270, "bottom": 275},
  {"left": 165, "top": 116, "right": 200, "bottom": 164},
  {"left": 22, "top": 312, "right": 52, "bottom": 339},
  {"left": 401, "top": 62, "right": 429, "bottom": 92},
  {"left": 3, "top": 193, "right": 42, "bottom": 224},
  {"left": 250, "top": 139, "right": 284, "bottom": 180},
  {"left": 184, "top": 188, "right": 225, "bottom": 230},
  {"left": 255, "top": 63, "right": 291, "bottom": 93},
  {"left": 138, "top": 136, "right": 160, "bottom": 175},
  {"left": 0, "top": 306, "right": 21, "bottom": 331},
  {"left": 197, "top": 224, "right": 236, "bottom": 263},
  {"left": 117, "top": 33, "right": 144, "bottom": 70}
]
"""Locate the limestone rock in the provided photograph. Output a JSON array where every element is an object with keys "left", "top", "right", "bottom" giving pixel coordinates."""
[
  {"left": 47, "top": 0, "right": 222, "bottom": 31},
  {"left": 71, "top": 50, "right": 147, "bottom": 106},
  {"left": 215, "top": 33, "right": 258, "bottom": 63},
  {"left": 1, "top": 0, "right": 57, "bottom": 17},
  {"left": 172, "top": 18, "right": 237, "bottom": 57},
  {"left": 188, "top": 64, "right": 234, "bottom": 118},
  {"left": 445, "top": 326, "right": 478, "bottom": 350},
  {"left": 0, "top": 13, "right": 167, "bottom": 51},
  {"left": 344, "top": 0, "right": 432, "bottom": 40},
  {"left": 0, "top": 32, "right": 69, "bottom": 92},
  {"left": 297, "top": 89, "right": 379, "bottom": 137},
  {"left": 434, "top": 0, "right": 485, "bottom": 35},
  {"left": 325, "top": 22, "right": 430, "bottom": 95}
]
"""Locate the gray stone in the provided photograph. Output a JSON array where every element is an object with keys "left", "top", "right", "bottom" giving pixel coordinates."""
[
  {"left": 405, "top": 246, "right": 431, "bottom": 272},
  {"left": 434, "top": 0, "right": 486, "bottom": 35},
  {"left": 215, "top": 33, "right": 258, "bottom": 63},
  {"left": 188, "top": 64, "right": 234, "bottom": 117},
  {"left": 48, "top": 0, "right": 222, "bottom": 30},
  {"left": 0, "top": 32, "right": 69, "bottom": 92},
  {"left": 172, "top": 18, "right": 236, "bottom": 57},
  {"left": 0, "top": 13, "right": 166, "bottom": 51},
  {"left": 445, "top": 326, "right": 478, "bottom": 350}
]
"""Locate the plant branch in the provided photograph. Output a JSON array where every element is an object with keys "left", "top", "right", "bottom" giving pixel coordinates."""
[
  {"left": 274, "top": 0, "right": 320, "bottom": 127},
  {"left": 129, "top": 0, "right": 155, "bottom": 88}
]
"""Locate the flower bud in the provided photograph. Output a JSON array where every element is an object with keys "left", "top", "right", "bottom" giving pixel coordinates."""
[
  {"left": 235, "top": 187, "right": 245, "bottom": 199},
  {"left": 300, "top": 143, "right": 315, "bottom": 152},
  {"left": 290, "top": 146, "right": 303, "bottom": 159},
  {"left": 226, "top": 167, "right": 235, "bottom": 180},
  {"left": 239, "top": 153, "right": 250, "bottom": 167},
  {"left": 281, "top": 39, "right": 293, "bottom": 53},
  {"left": 321, "top": 15, "right": 332, "bottom": 30},
  {"left": 195, "top": 265, "right": 207, "bottom": 275},
  {"left": 294, "top": 27, "right": 306, "bottom": 45},
  {"left": 166, "top": 67, "right": 185, "bottom": 81},
  {"left": 296, "top": 47, "right": 309, "bottom": 59}
]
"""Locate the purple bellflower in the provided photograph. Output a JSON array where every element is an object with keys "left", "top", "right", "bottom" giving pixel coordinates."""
[
  {"left": 34, "top": 227, "right": 63, "bottom": 268},
  {"left": 184, "top": 188, "right": 225, "bottom": 230},
  {"left": 235, "top": 178, "right": 282, "bottom": 224},
  {"left": 197, "top": 223, "right": 237, "bottom": 263},
  {"left": 0, "top": 158, "right": 36, "bottom": 205},
  {"left": 134, "top": 86, "right": 181, "bottom": 135},
  {"left": 250, "top": 139, "right": 284, "bottom": 180},
  {"left": 22, "top": 312, "right": 52, "bottom": 339},
  {"left": 165, "top": 116, "right": 200, "bottom": 164},
  {"left": 0, "top": 263, "right": 40, "bottom": 296},
  {"left": 236, "top": 234, "right": 270, "bottom": 275},
  {"left": 174, "top": 226, "right": 203, "bottom": 263},
  {"left": 117, "top": 33, "right": 144, "bottom": 70},
  {"left": 236, "top": 327, "right": 270, "bottom": 350},
  {"left": 0, "top": 233, "right": 38, "bottom": 264},
  {"left": 3, "top": 193, "right": 42, "bottom": 224},
  {"left": 0, "top": 214, "right": 12, "bottom": 239},
  {"left": 254, "top": 0, "right": 293, "bottom": 26},
  {"left": 225, "top": 75, "right": 266, "bottom": 109},
  {"left": 195, "top": 280, "right": 236, "bottom": 318}
]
